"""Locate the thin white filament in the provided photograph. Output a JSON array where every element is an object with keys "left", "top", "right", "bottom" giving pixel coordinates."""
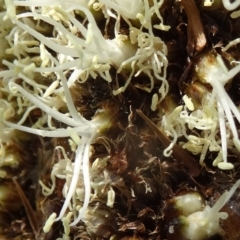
[
  {"left": 8, "top": 82, "right": 80, "bottom": 127},
  {"left": 13, "top": 18, "right": 78, "bottom": 57},
  {"left": 70, "top": 130, "right": 96, "bottom": 226},
  {"left": 3, "top": 119, "right": 91, "bottom": 137},
  {"left": 217, "top": 101, "right": 227, "bottom": 163},
  {"left": 14, "top": 0, "right": 61, "bottom": 6},
  {"left": 55, "top": 141, "right": 86, "bottom": 222},
  {"left": 212, "top": 82, "right": 238, "bottom": 139},
  {"left": 212, "top": 179, "right": 240, "bottom": 213},
  {"left": 50, "top": 57, "right": 91, "bottom": 126},
  {"left": 17, "top": 12, "right": 87, "bottom": 48}
]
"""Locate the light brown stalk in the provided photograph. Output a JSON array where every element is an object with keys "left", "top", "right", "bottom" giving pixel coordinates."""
[{"left": 181, "top": 0, "right": 207, "bottom": 55}]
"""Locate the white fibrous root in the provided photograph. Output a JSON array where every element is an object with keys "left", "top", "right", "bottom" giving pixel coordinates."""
[
  {"left": 221, "top": 0, "right": 240, "bottom": 18},
  {"left": 203, "top": 0, "right": 240, "bottom": 18},
  {"left": 114, "top": 27, "right": 168, "bottom": 101},
  {"left": 167, "top": 180, "right": 240, "bottom": 240},
  {"left": 98, "top": 0, "right": 170, "bottom": 32},
  {"left": 159, "top": 51, "right": 240, "bottom": 169},
  {"left": 0, "top": 0, "right": 169, "bottom": 237},
  {"left": 41, "top": 153, "right": 122, "bottom": 237},
  {"left": 221, "top": 0, "right": 240, "bottom": 11},
  {"left": 4, "top": 0, "right": 169, "bottom": 101}
]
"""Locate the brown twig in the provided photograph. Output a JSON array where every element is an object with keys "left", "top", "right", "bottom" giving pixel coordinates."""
[
  {"left": 12, "top": 177, "right": 39, "bottom": 238},
  {"left": 136, "top": 109, "right": 200, "bottom": 177},
  {"left": 181, "top": 0, "right": 207, "bottom": 55}
]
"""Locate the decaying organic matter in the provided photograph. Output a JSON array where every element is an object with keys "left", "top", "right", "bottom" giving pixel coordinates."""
[{"left": 1, "top": 0, "right": 240, "bottom": 240}]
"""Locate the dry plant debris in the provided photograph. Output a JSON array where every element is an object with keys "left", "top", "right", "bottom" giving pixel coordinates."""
[{"left": 1, "top": 0, "right": 240, "bottom": 239}]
